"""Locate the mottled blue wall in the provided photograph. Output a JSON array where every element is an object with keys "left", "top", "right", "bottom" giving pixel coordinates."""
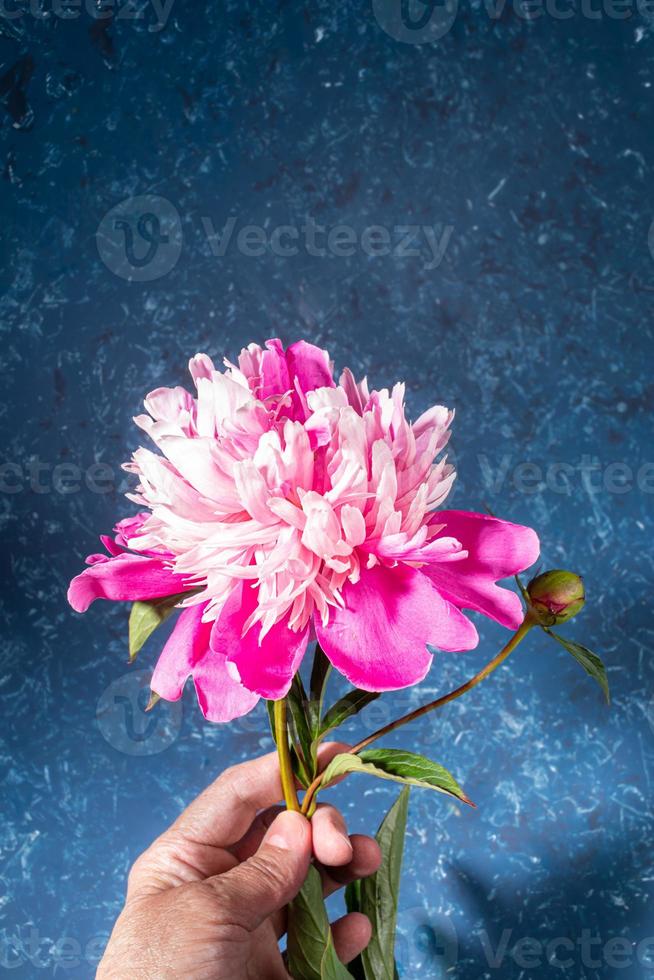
[{"left": 1, "top": 1, "right": 652, "bottom": 977}]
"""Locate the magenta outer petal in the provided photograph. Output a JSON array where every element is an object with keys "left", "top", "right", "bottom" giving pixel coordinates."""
[
  {"left": 425, "top": 510, "right": 540, "bottom": 630},
  {"left": 151, "top": 604, "right": 208, "bottom": 701},
  {"left": 211, "top": 581, "right": 310, "bottom": 699},
  {"left": 99, "top": 534, "right": 126, "bottom": 557},
  {"left": 286, "top": 340, "right": 335, "bottom": 393},
  {"left": 315, "top": 563, "right": 478, "bottom": 693},
  {"left": 261, "top": 339, "right": 291, "bottom": 400},
  {"left": 151, "top": 603, "right": 259, "bottom": 723},
  {"left": 67, "top": 554, "right": 188, "bottom": 613}
]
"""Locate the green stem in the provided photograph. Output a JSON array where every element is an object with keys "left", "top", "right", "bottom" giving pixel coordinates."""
[
  {"left": 274, "top": 698, "right": 300, "bottom": 812},
  {"left": 300, "top": 613, "right": 535, "bottom": 816},
  {"left": 353, "top": 614, "right": 535, "bottom": 752}
]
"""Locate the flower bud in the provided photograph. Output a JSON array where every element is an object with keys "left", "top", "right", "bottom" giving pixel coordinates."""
[{"left": 527, "top": 570, "right": 585, "bottom": 626}]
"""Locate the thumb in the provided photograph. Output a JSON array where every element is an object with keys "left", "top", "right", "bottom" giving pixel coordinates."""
[{"left": 209, "top": 810, "right": 312, "bottom": 931}]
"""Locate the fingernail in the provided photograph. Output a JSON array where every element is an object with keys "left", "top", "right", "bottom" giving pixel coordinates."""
[{"left": 337, "top": 831, "right": 353, "bottom": 855}]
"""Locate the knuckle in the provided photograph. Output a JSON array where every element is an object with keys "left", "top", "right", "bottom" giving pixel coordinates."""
[
  {"left": 217, "top": 765, "right": 251, "bottom": 808},
  {"left": 127, "top": 849, "right": 149, "bottom": 885},
  {"left": 125, "top": 836, "right": 168, "bottom": 892},
  {"left": 317, "top": 802, "right": 347, "bottom": 829},
  {"left": 218, "top": 764, "right": 240, "bottom": 787},
  {"left": 244, "top": 853, "right": 288, "bottom": 892}
]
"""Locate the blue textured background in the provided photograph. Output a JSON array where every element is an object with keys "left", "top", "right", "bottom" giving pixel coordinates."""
[{"left": 1, "top": 2, "right": 652, "bottom": 977}]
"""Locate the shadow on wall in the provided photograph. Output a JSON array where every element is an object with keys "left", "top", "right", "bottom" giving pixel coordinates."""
[{"left": 438, "top": 846, "right": 654, "bottom": 980}]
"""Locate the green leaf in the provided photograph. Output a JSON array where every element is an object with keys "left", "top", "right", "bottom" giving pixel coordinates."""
[
  {"left": 345, "top": 877, "right": 361, "bottom": 916},
  {"left": 309, "top": 643, "right": 332, "bottom": 730},
  {"left": 319, "top": 689, "right": 380, "bottom": 739},
  {"left": 346, "top": 788, "right": 410, "bottom": 980},
  {"left": 265, "top": 700, "right": 277, "bottom": 744},
  {"left": 128, "top": 594, "right": 187, "bottom": 662},
  {"left": 287, "top": 865, "right": 355, "bottom": 979},
  {"left": 288, "top": 675, "right": 314, "bottom": 785},
  {"left": 291, "top": 752, "right": 312, "bottom": 790},
  {"left": 145, "top": 691, "right": 161, "bottom": 712},
  {"left": 547, "top": 631, "right": 610, "bottom": 703},
  {"left": 319, "top": 749, "right": 474, "bottom": 807},
  {"left": 344, "top": 879, "right": 366, "bottom": 980},
  {"left": 514, "top": 572, "right": 530, "bottom": 604},
  {"left": 288, "top": 674, "right": 311, "bottom": 745}
]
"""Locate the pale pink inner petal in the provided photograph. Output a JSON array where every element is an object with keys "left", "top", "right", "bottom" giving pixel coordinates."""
[{"left": 112, "top": 341, "right": 463, "bottom": 638}]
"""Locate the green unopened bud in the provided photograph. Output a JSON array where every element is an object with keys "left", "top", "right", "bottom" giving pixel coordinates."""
[{"left": 527, "top": 569, "right": 585, "bottom": 626}]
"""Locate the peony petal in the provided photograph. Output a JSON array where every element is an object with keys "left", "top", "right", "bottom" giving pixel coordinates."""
[
  {"left": 193, "top": 653, "right": 261, "bottom": 724},
  {"left": 158, "top": 435, "right": 234, "bottom": 503},
  {"left": 144, "top": 385, "right": 194, "bottom": 423},
  {"left": 260, "top": 338, "right": 291, "bottom": 400},
  {"left": 286, "top": 340, "right": 335, "bottom": 393},
  {"left": 151, "top": 603, "right": 259, "bottom": 723},
  {"left": 189, "top": 353, "right": 215, "bottom": 386},
  {"left": 424, "top": 510, "right": 540, "bottom": 630},
  {"left": 211, "top": 580, "right": 310, "bottom": 699},
  {"left": 67, "top": 554, "right": 188, "bottom": 613},
  {"left": 113, "top": 513, "right": 149, "bottom": 547},
  {"left": 150, "top": 603, "right": 208, "bottom": 701},
  {"left": 315, "top": 563, "right": 478, "bottom": 692},
  {"left": 99, "top": 534, "right": 126, "bottom": 557}
]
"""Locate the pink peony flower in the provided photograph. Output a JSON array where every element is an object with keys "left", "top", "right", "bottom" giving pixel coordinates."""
[{"left": 68, "top": 338, "right": 539, "bottom": 722}]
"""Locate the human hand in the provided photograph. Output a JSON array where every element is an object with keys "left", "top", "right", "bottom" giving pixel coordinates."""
[{"left": 97, "top": 747, "right": 381, "bottom": 979}]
